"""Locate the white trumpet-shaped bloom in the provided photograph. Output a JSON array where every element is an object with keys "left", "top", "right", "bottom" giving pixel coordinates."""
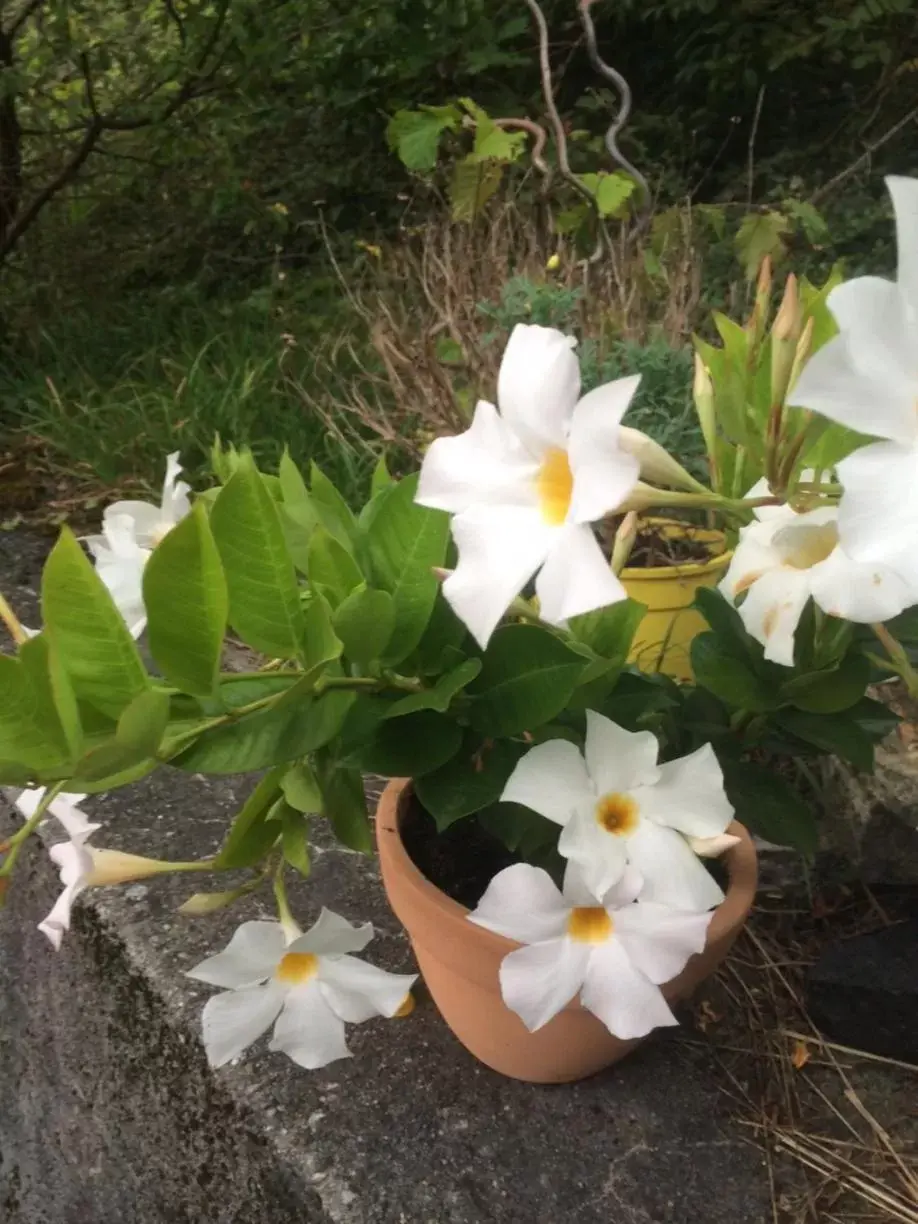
[
  {"left": 16, "top": 788, "right": 96, "bottom": 950},
  {"left": 187, "top": 911, "right": 416, "bottom": 1070},
  {"left": 416, "top": 324, "right": 641, "bottom": 646},
  {"left": 720, "top": 484, "right": 915, "bottom": 665},
  {"left": 501, "top": 711, "right": 734, "bottom": 910},
  {"left": 470, "top": 862, "right": 712, "bottom": 1038},
  {"left": 791, "top": 176, "right": 918, "bottom": 586},
  {"left": 86, "top": 452, "right": 191, "bottom": 637}
]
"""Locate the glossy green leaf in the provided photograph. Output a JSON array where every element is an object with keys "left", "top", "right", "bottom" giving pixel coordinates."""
[
  {"left": 332, "top": 586, "right": 395, "bottom": 665},
  {"left": 781, "top": 652, "right": 870, "bottom": 714},
  {"left": 469, "top": 624, "right": 587, "bottom": 736},
  {"left": 777, "top": 708, "right": 874, "bottom": 772},
  {"left": 0, "top": 646, "right": 74, "bottom": 774},
  {"left": 721, "top": 759, "right": 818, "bottom": 853},
  {"left": 20, "top": 633, "right": 82, "bottom": 762},
  {"left": 41, "top": 527, "right": 149, "bottom": 717},
  {"left": 210, "top": 455, "right": 304, "bottom": 659},
  {"left": 302, "top": 594, "right": 343, "bottom": 681},
  {"left": 359, "top": 710, "right": 462, "bottom": 777},
  {"left": 280, "top": 806, "right": 312, "bottom": 875},
  {"left": 691, "top": 633, "right": 774, "bottom": 712},
  {"left": 281, "top": 761, "right": 323, "bottom": 813},
  {"left": 310, "top": 463, "right": 358, "bottom": 546},
  {"left": 144, "top": 502, "right": 227, "bottom": 696},
  {"left": 370, "top": 454, "right": 393, "bottom": 495},
  {"left": 364, "top": 474, "right": 449, "bottom": 664},
  {"left": 214, "top": 768, "right": 284, "bottom": 869},
  {"left": 317, "top": 758, "right": 372, "bottom": 852},
  {"left": 416, "top": 736, "right": 524, "bottom": 830},
  {"left": 385, "top": 658, "right": 481, "bottom": 717},
  {"left": 74, "top": 688, "right": 170, "bottom": 783},
  {"left": 307, "top": 526, "right": 364, "bottom": 606}
]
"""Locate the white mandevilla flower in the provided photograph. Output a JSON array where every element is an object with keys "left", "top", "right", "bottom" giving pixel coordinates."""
[
  {"left": 86, "top": 452, "right": 191, "bottom": 637},
  {"left": 186, "top": 910, "right": 417, "bottom": 1070},
  {"left": 720, "top": 478, "right": 916, "bottom": 666},
  {"left": 416, "top": 323, "right": 641, "bottom": 647},
  {"left": 16, "top": 788, "right": 96, "bottom": 950},
  {"left": 501, "top": 711, "right": 733, "bottom": 911},
  {"left": 470, "top": 862, "right": 712, "bottom": 1038},
  {"left": 791, "top": 175, "right": 918, "bottom": 588}
]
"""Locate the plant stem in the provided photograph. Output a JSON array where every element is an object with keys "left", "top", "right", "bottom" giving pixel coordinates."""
[
  {"left": 0, "top": 783, "right": 64, "bottom": 879},
  {"left": 273, "top": 863, "right": 300, "bottom": 942},
  {"left": 871, "top": 622, "right": 918, "bottom": 697},
  {"left": 0, "top": 592, "right": 28, "bottom": 646}
]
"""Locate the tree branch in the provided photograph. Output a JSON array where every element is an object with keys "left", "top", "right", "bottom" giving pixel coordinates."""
[{"left": 4, "top": 0, "right": 44, "bottom": 40}]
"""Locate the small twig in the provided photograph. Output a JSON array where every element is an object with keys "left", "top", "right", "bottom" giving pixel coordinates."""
[
  {"left": 780, "top": 1030, "right": 918, "bottom": 1076},
  {"left": 811, "top": 105, "right": 918, "bottom": 206},
  {"left": 746, "top": 85, "right": 765, "bottom": 210}
]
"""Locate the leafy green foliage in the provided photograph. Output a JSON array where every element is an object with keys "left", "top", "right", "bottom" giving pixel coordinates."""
[{"left": 468, "top": 625, "right": 588, "bottom": 737}]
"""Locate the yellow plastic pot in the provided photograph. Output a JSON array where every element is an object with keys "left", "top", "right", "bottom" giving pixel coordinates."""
[{"left": 622, "top": 519, "right": 731, "bottom": 682}]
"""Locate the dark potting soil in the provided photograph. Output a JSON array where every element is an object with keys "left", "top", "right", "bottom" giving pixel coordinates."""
[
  {"left": 401, "top": 796, "right": 520, "bottom": 910},
  {"left": 600, "top": 518, "right": 715, "bottom": 568}
]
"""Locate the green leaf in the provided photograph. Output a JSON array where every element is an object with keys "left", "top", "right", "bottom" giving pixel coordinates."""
[
  {"left": 316, "top": 758, "right": 372, "bottom": 852},
  {"left": 214, "top": 768, "right": 284, "bottom": 869},
  {"left": 371, "top": 454, "right": 393, "bottom": 496},
  {"left": 450, "top": 156, "right": 503, "bottom": 222},
  {"left": 783, "top": 197, "right": 830, "bottom": 245},
  {"left": 42, "top": 527, "right": 149, "bottom": 718},
  {"left": 469, "top": 625, "right": 587, "bottom": 736},
  {"left": 413, "top": 595, "right": 469, "bottom": 673},
  {"left": 19, "top": 633, "right": 81, "bottom": 762},
  {"left": 359, "top": 710, "right": 462, "bottom": 777},
  {"left": 721, "top": 758, "right": 818, "bottom": 853},
  {"left": 210, "top": 455, "right": 304, "bottom": 659},
  {"left": 691, "top": 633, "right": 775, "bottom": 712},
  {"left": 280, "top": 806, "right": 311, "bottom": 875},
  {"left": 281, "top": 761, "right": 323, "bottom": 813},
  {"left": 171, "top": 687, "right": 353, "bottom": 773},
  {"left": 74, "top": 688, "right": 170, "bottom": 783},
  {"left": 385, "top": 659, "right": 481, "bottom": 717},
  {"left": 594, "top": 171, "right": 637, "bottom": 218},
  {"left": 847, "top": 696, "right": 900, "bottom": 743},
  {"left": 735, "top": 210, "right": 792, "bottom": 280},
  {"left": 386, "top": 105, "right": 461, "bottom": 171},
  {"left": 278, "top": 450, "right": 310, "bottom": 505},
  {"left": 310, "top": 463, "right": 357, "bottom": 547},
  {"left": 472, "top": 114, "right": 527, "bottom": 162},
  {"left": 416, "top": 737, "right": 523, "bottom": 830},
  {"left": 478, "top": 801, "right": 559, "bottom": 863},
  {"left": 569, "top": 598, "right": 646, "bottom": 668},
  {"left": 694, "top": 588, "right": 758, "bottom": 659},
  {"left": 776, "top": 708, "right": 874, "bottom": 772},
  {"left": 307, "top": 526, "right": 364, "bottom": 606},
  {"left": 0, "top": 645, "right": 74, "bottom": 774},
  {"left": 332, "top": 586, "right": 395, "bottom": 665},
  {"left": 781, "top": 652, "right": 870, "bottom": 714},
  {"left": 143, "top": 503, "right": 227, "bottom": 696},
  {"left": 302, "top": 594, "right": 343, "bottom": 681},
  {"left": 364, "top": 474, "right": 449, "bottom": 665}
]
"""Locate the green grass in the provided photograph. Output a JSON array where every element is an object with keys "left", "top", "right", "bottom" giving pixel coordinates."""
[{"left": 0, "top": 296, "right": 379, "bottom": 502}]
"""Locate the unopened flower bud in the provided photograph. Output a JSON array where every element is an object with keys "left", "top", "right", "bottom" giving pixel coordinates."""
[
  {"left": 771, "top": 274, "right": 802, "bottom": 405},
  {"left": 692, "top": 353, "right": 717, "bottom": 465},
  {"left": 611, "top": 512, "right": 639, "bottom": 576},
  {"left": 88, "top": 849, "right": 179, "bottom": 887},
  {"left": 178, "top": 890, "right": 244, "bottom": 916},
  {"left": 787, "top": 315, "right": 816, "bottom": 397},
  {"left": 687, "top": 833, "right": 741, "bottom": 859},
  {"left": 618, "top": 427, "right": 701, "bottom": 493},
  {"left": 747, "top": 255, "right": 773, "bottom": 345}
]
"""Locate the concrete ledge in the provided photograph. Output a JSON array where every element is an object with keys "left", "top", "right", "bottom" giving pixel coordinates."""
[{"left": 0, "top": 527, "right": 771, "bottom": 1224}]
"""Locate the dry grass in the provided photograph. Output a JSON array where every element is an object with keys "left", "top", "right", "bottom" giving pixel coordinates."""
[
  {"left": 287, "top": 191, "right": 721, "bottom": 460},
  {"left": 696, "top": 889, "right": 918, "bottom": 1223}
]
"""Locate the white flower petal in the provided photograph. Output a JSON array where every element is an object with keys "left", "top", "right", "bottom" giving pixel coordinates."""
[
  {"left": 719, "top": 517, "right": 785, "bottom": 601},
  {"left": 470, "top": 862, "right": 570, "bottom": 943},
  {"left": 161, "top": 452, "right": 191, "bottom": 525},
  {"left": 735, "top": 565, "right": 811, "bottom": 666},
  {"left": 497, "top": 324, "right": 580, "bottom": 453},
  {"left": 557, "top": 805, "right": 630, "bottom": 899},
  {"left": 201, "top": 982, "right": 286, "bottom": 1068},
  {"left": 187, "top": 921, "right": 287, "bottom": 988},
  {"left": 38, "top": 873, "right": 87, "bottom": 950},
  {"left": 416, "top": 400, "right": 538, "bottom": 514},
  {"left": 566, "top": 376, "right": 642, "bottom": 522},
  {"left": 269, "top": 981, "right": 352, "bottom": 1069},
  {"left": 809, "top": 546, "right": 915, "bottom": 623},
  {"left": 888, "top": 175, "right": 918, "bottom": 310},
  {"left": 613, "top": 902, "right": 712, "bottom": 985},
  {"left": 562, "top": 859, "right": 643, "bottom": 908},
  {"left": 290, "top": 908, "right": 374, "bottom": 957},
  {"left": 318, "top": 956, "right": 416, "bottom": 1023},
  {"left": 581, "top": 940, "right": 678, "bottom": 1039},
  {"left": 535, "top": 523, "right": 628, "bottom": 624},
  {"left": 500, "top": 739, "right": 593, "bottom": 826},
  {"left": 584, "top": 710, "right": 660, "bottom": 795},
  {"left": 688, "top": 833, "right": 741, "bottom": 859},
  {"left": 624, "top": 821, "right": 725, "bottom": 911},
  {"left": 102, "top": 501, "right": 163, "bottom": 548},
  {"left": 634, "top": 743, "right": 734, "bottom": 839},
  {"left": 836, "top": 440, "right": 918, "bottom": 568},
  {"left": 828, "top": 278, "right": 917, "bottom": 394},
  {"left": 791, "top": 332, "right": 916, "bottom": 447},
  {"left": 443, "top": 504, "right": 554, "bottom": 648},
  {"left": 498, "top": 938, "right": 589, "bottom": 1031},
  {"left": 15, "top": 788, "right": 88, "bottom": 822}
]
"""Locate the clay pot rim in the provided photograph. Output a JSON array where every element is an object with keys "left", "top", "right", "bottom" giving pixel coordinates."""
[{"left": 376, "top": 777, "right": 758, "bottom": 963}]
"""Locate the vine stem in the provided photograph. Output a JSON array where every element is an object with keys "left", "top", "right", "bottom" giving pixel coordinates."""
[
  {"left": 0, "top": 592, "right": 28, "bottom": 645},
  {"left": 0, "top": 782, "right": 64, "bottom": 879},
  {"left": 871, "top": 622, "right": 918, "bottom": 697}
]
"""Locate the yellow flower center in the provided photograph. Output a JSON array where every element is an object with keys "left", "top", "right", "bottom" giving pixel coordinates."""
[
  {"left": 536, "top": 447, "right": 573, "bottom": 525},
  {"left": 595, "top": 791, "right": 640, "bottom": 836},
  {"left": 275, "top": 952, "right": 319, "bottom": 985},
  {"left": 567, "top": 906, "right": 614, "bottom": 944},
  {"left": 773, "top": 522, "right": 838, "bottom": 570}
]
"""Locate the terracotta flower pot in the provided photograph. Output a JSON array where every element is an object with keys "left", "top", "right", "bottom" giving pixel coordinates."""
[
  {"left": 376, "top": 778, "right": 758, "bottom": 1084},
  {"left": 622, "top": 517, "right": 732, "bottom": 682}
]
